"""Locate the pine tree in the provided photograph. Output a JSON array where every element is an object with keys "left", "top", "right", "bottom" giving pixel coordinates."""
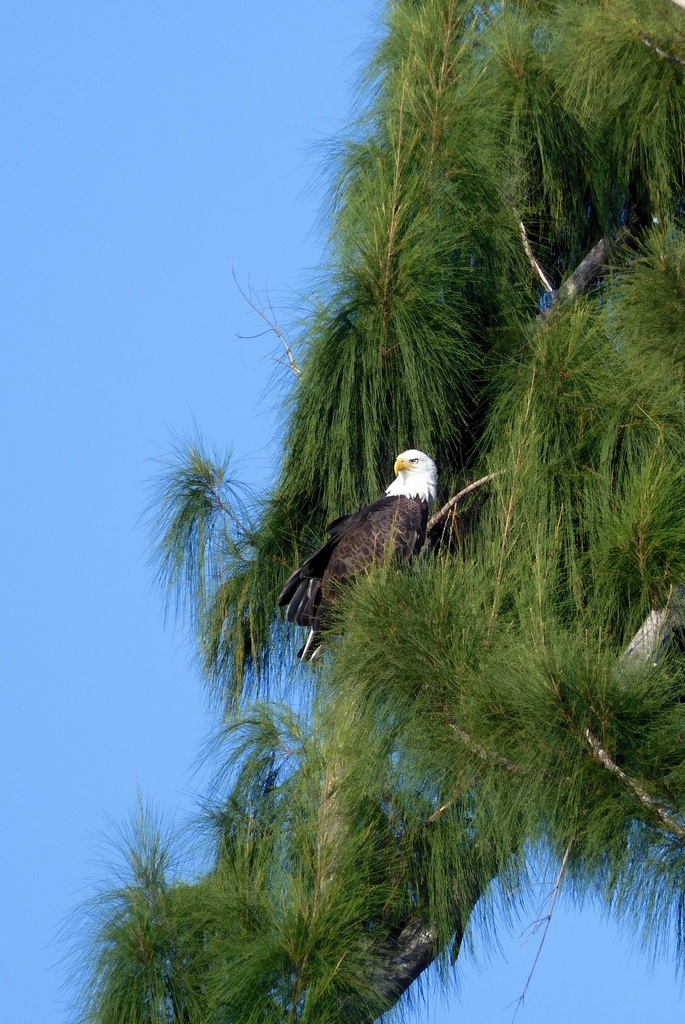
[{"left": 74, "top": 2, "right": 685, "bottom": 1021}]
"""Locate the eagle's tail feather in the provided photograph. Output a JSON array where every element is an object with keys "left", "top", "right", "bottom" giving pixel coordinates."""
[{"left": 298, "top": 629, "right": 323, "bottom": 662}]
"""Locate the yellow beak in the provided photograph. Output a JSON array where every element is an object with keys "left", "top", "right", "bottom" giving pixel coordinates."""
[{"left": 394, "top": 456, "right": 411, "bottom": 475}]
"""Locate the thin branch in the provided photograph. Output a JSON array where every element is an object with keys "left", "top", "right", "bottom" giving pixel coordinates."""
[
  {"left": 509, "top": 845, "right": 571, "bottom": 1022},
  {"left": 427, "top": 471, "right": 500, "bottom": 532},
  {"left": 232, "top": 268, "right": 301, "bottom": 379},
  {"left": 379, "top": 74, "right": 409, "bottom": 347},
  {"left": 584, "top": 729, "right": 685, "bottom": 842},
  {"left": 519, "top": 220, "right": 554, "bottom": 293},
  {"left": 428, "top": 218, "right": 638, "bottom": 550},
  {"left": 449, "top": 722, "right": 570, "bottom": 786},
  {"left": 490, "top": 369, "right": 536, "bottom": 627},
  {"left": 205, "top": 476, "right": 251, "bottom": 538},
  {"left": 641, "top": 34, "right": 685, "bottom": 67},
  {"left": 271, "top": 356, "right": 300, "bottom": 374},
  {"left": 423, "top": 801, "right": 452, "bottom": 826},
  {"left": 450, "top": 724, "right": 537, "bottom": 779}
]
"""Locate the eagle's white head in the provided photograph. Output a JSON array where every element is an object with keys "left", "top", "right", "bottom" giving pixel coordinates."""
[{"left": 385, "top": 448, "right": 438, "bottom": 503}]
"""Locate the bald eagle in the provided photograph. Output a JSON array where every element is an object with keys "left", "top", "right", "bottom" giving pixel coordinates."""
[{"left": 278, "top": 449, "right": 438, "bottom": 660}]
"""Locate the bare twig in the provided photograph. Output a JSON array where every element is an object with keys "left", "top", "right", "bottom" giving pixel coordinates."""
[
  {"left": 509, "top": 845, "right": 572, "bottom": 1022},
  {"left": 427, "top": 471, "right": 500, "bottom": 532},
  {"left": 519, "top": 220, "right": 555, "bottom": 293},
  {"left": 584, "top": 729, "right": 685, "bottom": 842},
  {"left": 641, "top": 34, "right": 685, "bottom": 66},
  {"left": 232, "top": 268, "right": 301, "bottom": 378}
]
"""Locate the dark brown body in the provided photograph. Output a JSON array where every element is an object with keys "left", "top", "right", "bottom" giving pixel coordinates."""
[{"left": 278, "top": 493, "right": 429, "bottom": 659}]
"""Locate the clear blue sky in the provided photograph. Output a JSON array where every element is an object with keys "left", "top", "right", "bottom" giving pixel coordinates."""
[{"left": 0, "top": 3, "right": 682, "bottom": 1022}]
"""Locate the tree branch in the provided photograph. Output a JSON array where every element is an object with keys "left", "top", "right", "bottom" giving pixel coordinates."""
[
  {"left": 346, "top": 885, "right": 486, "bottom": 1024},
  {"left": 553, "top": 236, "right": 610, "bottom": 304},
  {"left": 519, "top": 220, "right": 554, "bottom": 293},
  {"left": 450, "top": 723, "right": 540, "bottom": 780},
  {"left": 510, "top": 844, "right": 571, "bottom": 1022},
  {"left": 541, "top": 224, "right": 636, "bottom": 316},
  {"left": 618, "top": 585, "right": 685, "bottom": 671},
  {"left": 641, "top": 34, "right": 685, "bottom": 67},
  {"left": 584, "top": 729, "right": 685, "bottom": 842},
  {"left": 205, "top": 476, "right": 251, "bottom": 538},
  {"left": 427, "top": 222, "right": 639, "bottom": 553},
  {"left": 232, "top": 268, "right": 301, "bottom": 379},
  {"left": 579, "top": 585, "right": 685, "bottom": 841},
  {"left": 364, "top": 918, "right": 442, "bottom": 1014},
  {"left": 427, "top": 472, "right": 500, "bottom": 534}
]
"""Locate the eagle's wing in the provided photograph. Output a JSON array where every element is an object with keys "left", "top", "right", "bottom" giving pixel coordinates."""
[
  {"left": 274, "top": 503, "right": 376, "bottom": 622},
  {"left": 277, "top": 506, "right": 376, "bottom": 625},
  {"left": 277, "top": 495, "right": 428, "bottom": 659},
  {"left": 322, "top": 495, "right": 426, "bottom": 589}
]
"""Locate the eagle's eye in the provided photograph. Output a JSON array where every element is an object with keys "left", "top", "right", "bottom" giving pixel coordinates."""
[{"left": 410, "top": 458, "right": 419, "bottom": 464}]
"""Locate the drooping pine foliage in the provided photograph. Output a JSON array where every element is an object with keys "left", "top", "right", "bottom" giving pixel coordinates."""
[{"left": 75, "top": 2, "right": 685, "bottom": 1022}]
